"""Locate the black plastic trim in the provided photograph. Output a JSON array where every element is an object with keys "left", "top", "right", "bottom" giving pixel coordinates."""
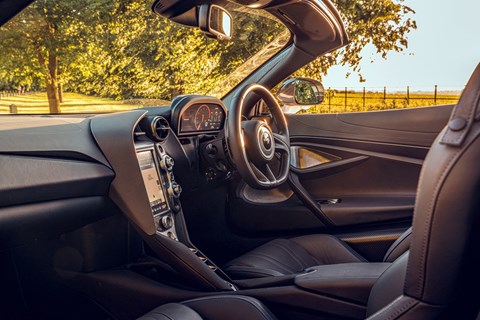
[
  {"left": 0, "top": 154, "right": 113, "bottom": 208},
  {"left": 0, "top": 196, "right": 118, "bottom": 248},
  {"left": 91, "top": 111, "right": 160, "bottom": 235}
]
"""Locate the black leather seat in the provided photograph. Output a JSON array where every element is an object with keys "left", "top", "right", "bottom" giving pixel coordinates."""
[
  {"left": 139, "top": 64, "right": 480, "bottom": 319},
  {"left": 224, "top": 225, "right": 411, "bottom": 279}
]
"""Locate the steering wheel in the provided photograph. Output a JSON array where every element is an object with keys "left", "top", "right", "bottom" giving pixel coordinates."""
[{"left": 227, "top": 83, "right": 290, "bottom": 189}]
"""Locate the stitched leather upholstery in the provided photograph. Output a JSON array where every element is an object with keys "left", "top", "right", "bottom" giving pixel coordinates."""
[
  {"left": 138, "top": 296, "right": 277, "bottom": 320},
  {"left": 383, "top": 227, "right": 412, "bottom": 262},
  {"left": 366, "top": 63, "right": 480, "bottom": 319},
  {"left": 224, "top": 231, "right": 409, "bottom": 279}
]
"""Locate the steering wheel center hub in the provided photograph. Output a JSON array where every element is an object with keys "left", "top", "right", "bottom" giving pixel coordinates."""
[
  {"left": 242, "top": 121, "right": 275, "bottom": 164},
  {"left": 257, "top": 124, "right": 274, "bottom": 160}
]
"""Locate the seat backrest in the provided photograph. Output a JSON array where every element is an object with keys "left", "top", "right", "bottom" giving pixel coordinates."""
[{"left": 366, "top": 63, "right": 480, "bottom": 319}]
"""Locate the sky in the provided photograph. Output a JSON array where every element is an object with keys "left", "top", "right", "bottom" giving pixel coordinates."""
[{"left": 322, "top": 0, "right": 480, "bottom": 91}]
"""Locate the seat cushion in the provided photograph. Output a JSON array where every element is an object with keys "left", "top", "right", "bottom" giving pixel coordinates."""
[
  {"left": 224, "top": 234, "right": 366, "bottom": 279},
  {"left": 138, "top": 296, "right": 277, "bottom": 320}
]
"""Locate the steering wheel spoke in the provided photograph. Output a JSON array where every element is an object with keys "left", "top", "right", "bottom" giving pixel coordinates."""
[
  {"left": 273, "top": 133, "right": 290, "bottom": 154},
  {"left": 249, "top": 161, "right": 276, "bottom": 184}
]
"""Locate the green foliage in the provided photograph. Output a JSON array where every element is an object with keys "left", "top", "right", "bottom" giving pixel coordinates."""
[
  {"left": 294, "top": 0, "right": 417, "bottom": 81},
  {"left": 295, "top": 80, "right": 321, "bottom": 105}
]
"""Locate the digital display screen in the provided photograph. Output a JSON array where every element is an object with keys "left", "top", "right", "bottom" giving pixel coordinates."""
[
  {"left": 137, "top": 151, "right": 169, "bottom": 215},
  {"left": 180, "top": 103, "right": 225, "bottom": 133}
]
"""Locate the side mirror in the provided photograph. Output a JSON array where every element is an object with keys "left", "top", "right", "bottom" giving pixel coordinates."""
[
  {"left": 198, "top": 4, "right": 232, "bottom": 41},
  {"left": 277, "top": 78, "right": 325, "bottom": 106}
]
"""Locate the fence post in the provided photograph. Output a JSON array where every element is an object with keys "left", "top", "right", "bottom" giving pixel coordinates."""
[
  {"left": 434, "top": 85, "right": 438, "bottom": 105},
  {"left": 363, "top": 87, "right": 366, "bottom": 111},
  {"left": 383, "top": 86, "right": 386, "bottom": 102},
  {"left": 328, "top": 87, "right": 331, "bottom": 113},
  {"left": 407, "top": 86, "right": 410, "bottom": 105},
  {"left": 9, "top": 104, "right": 17, "bottom": 114},
  {"left": 344, "top": 86, "right": 347, "bottom": 112}
]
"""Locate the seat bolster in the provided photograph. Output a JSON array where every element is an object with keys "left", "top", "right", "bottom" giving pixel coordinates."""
[
  {"left": 224, "top": 239, "right": 318, "bottom": 279},
  {"left": 366, "top": 295, "right": 444, "bottom": 320},
  {"left": 221, "top": 265, "right": 286, "bottom": 278},
  {"left": 138, "top": 303, "right": 203, "bottom": 320},
  {"left": 184, "top": 295, "right": 278, "bottom": 320},
  {"left": 366, "top": 252, "right": 409, "bottom": 317},
  {"left": 225, "top": 235, "right": 366, "bottom": 279},
  {"left": 292, "top": 234, "right": 367, "bottom": 264},
  {"left": 383, "top": 227, "right": 412, "bottom": 262}
]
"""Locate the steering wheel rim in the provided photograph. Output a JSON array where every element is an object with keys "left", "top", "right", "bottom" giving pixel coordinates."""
[{"left": 227, "top": 83, "right": 290, "bottom": 189}]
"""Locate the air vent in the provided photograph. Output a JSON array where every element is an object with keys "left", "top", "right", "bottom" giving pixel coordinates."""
[
  {"left": 134, "top": 125, "right": 146, "bottom": 139},
  {"left": 155, "top": 2, "right": 165, "bottom": 11},
  {"left": 152, "top": 0, "right": 178, "bottom": 15},
  {"left": 151, "top": 116, "right": 170, "bottom": 142}
]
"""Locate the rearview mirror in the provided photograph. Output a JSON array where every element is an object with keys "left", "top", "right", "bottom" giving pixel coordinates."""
[
  {"left": 199, "top": 4, "right": 232, "bottom": 41},
  {"left": 277, "top": 78, "right": 325, "bottom": 106}
]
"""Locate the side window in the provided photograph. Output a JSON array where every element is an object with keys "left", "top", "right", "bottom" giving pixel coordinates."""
[{"left": 289, "top": 84, "right": 461, "bottom": 114}]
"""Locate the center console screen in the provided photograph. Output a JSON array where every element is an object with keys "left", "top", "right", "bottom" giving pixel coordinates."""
[{"left": 137, "top": 150, "right": 169, "bottom": 215}]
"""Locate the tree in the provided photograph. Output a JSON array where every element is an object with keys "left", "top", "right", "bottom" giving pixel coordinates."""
[
  {"left": 0, "top": 0, "right": 112, "bottom": 113},
  {"left": 294, "top": 0, "right": 416, "bottom": 81}
]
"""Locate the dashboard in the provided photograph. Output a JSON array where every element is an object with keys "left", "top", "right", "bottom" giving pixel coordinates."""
[{"left": 0, "top": 95, "right": 231, "bottom": 244}]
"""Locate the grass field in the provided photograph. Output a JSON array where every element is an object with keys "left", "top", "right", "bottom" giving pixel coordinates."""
[
  {"left": 0, "top": 92, "right": 170, "bottom": 114},
  {"left": 0, "top": 91, "right": 460, "bottom": 115}
]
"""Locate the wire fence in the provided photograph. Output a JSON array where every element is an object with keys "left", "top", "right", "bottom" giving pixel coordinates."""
[
  {"left": 306, "top": 85, "right": 462, "bottom": 114},
  {"left": 0, "top": 90, "right": 44, "bottom": 113}
]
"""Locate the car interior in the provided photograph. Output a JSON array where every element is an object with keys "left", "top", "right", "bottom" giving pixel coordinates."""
[{"left": 0, "top": 0, "right": 479, "bottom": 319}]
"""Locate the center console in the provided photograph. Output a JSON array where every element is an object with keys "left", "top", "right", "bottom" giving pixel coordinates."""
[
  {"left": 135, "top": 143, "right": 181, "bottom": 240},
  {"left": 134, "top": 139, "right": 235, "bottom": 292}
]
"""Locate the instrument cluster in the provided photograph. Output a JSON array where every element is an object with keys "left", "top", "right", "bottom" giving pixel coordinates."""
[
  {"left": 171, "top": 96, "right": 227, "bottom": 136},
  {"left": 180, "top": 103, "right": 225, "bottom": 134}
]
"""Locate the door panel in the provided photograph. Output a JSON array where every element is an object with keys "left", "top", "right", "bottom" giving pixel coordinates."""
[
  {"left": 288, "top": 104, "right": 453, "bottom": 146},
  {"left": 228, "top": 105, "right": 453, "bottom": 253},
  {"left": 231, "top": 152, "right": 418, "bottom": 231}
]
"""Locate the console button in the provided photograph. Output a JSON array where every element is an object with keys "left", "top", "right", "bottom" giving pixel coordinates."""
[
  {"left": 160, "top": 155, "right": 174, "bottom": 171},
  {"left": 172, "top": 182, "right": 182, "bottom": 196},
  {"left": 168, "top": 182, "right": 182, "bottom": 198},
  {"left": 172, "top": 201, "right": 181, "bottom": 213},
  {"left": 206, "top": 143, "right": 218, "bottom": 156},
  {"left": 205, "top": 167, "right": 217, "bottom": 182},
  {"left": 161, "top": 215, "right": 174, "bottom": 230}
]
